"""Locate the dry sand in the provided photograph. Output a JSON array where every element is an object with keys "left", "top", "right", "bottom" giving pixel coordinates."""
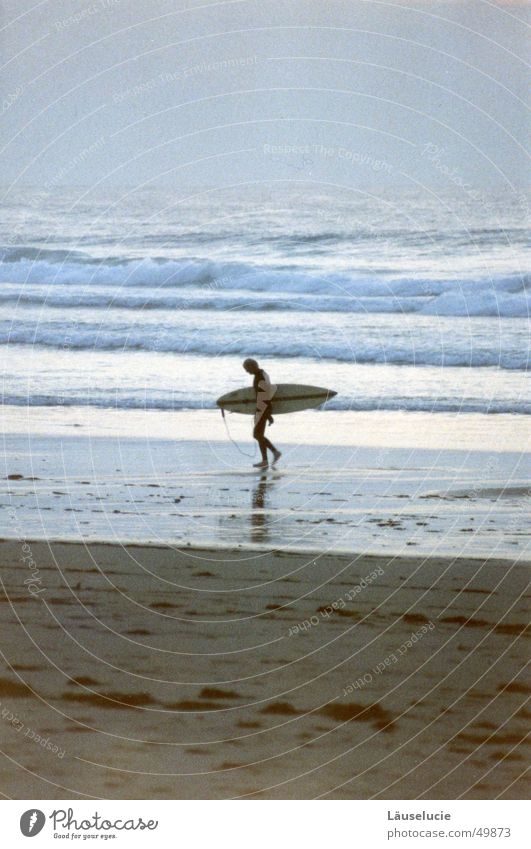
[{"left": 0, "top": 539, "right": 528, "bottom": 799}]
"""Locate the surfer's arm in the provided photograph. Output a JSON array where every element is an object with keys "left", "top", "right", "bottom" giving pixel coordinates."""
[{"left": 255, "top": 371, "right": 276, "bottom": 423}]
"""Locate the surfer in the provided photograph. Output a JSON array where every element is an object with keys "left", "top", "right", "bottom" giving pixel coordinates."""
[{"left": 243, "top": 358, "right": 282, "bottom": 468}]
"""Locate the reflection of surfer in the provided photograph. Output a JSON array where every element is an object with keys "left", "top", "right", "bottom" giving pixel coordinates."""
[{"left": 243, "top": 359, "right": 282, "bottom": 469}]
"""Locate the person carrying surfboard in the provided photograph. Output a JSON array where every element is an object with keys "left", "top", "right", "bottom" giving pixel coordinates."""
[{"left": 243, "top": 358, "right": 282, "bottom": 468}]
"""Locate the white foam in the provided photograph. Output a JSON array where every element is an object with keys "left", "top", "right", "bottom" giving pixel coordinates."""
[{"left": 1, "top": 247, "right": 528, "bottom": 317}]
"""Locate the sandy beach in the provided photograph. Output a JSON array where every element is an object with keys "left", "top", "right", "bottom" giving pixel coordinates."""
[
  {"left": 0, "top": 409, "right": 529, "bottom": 799},
  {"left": 0, "top": 539, "right": 528, "bottom": 800},
  {"left": 0, "top": 410, "right": 530, "bottom": 799}
]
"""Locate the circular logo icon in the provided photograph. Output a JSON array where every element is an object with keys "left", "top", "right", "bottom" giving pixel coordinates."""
[{"left": 20, "top": 809, "right": 46, "bottom": 837}]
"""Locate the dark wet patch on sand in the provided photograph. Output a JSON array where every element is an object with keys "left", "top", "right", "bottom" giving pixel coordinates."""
[
  {"left": 499, "top": 681, "right": 530, "bottom": 694},
  {"left": 1, "top": 596, "right": 31, "bottom": 603},
  {"left": 516, "top": 707, "right": 531, "bottom": 720},
  {"left": 61, "top": 691, "right": 157, "bottom": 709},
  {"left": 319, "top": 701, "right": 395, "bottom": 731},
  {"left": 441, "top": 616, "right": 490, "bottom": 627},
  {"left": 0, "top": 677, "right": 34, "bottom": 698},
  {"left": 441, "top": 616, "right": 528, "bottom": 635},
  {"left": 402, "top": 613, "right": 430, "bottom": 624},
  {"left": 165, "top": 700, "right": 225, "bottom": 711},
  {"left": 490, "top": 751, "right": 523, "bottom": 761},
  {"left": 494, "top": 623, "right": 528, "bottom": 636},
  {"left": 258, "top": 700, "right": 395, "bottom": 730},
  {"left": 199, "top": 687, "right": 241, "bottom": 700},
  {"left": 260, "top": 701, "right": 302, "bottom": 716},
  {"left": 457, "top": 731, "right": 529, "bottom": 746},
  {"left": 459, "top": 588, "right": 492, "bottom": 595},
  {"left": 150, "top": 602, "right": 179, "bottom": 609}
]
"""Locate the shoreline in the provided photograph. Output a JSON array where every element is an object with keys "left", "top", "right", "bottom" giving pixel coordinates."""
[
  {"left": 3, "top": 536, "right": 530, "bottom": 565},
  {"left": 3, "top": 419, "right": 529, "bottom": 559},
  {"left": 1, "top": 405, "right": 529, "bottom": 451}
]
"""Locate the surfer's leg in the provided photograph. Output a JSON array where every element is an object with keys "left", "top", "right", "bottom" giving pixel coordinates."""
[
  {"left": 261, "top": 436, "right": 281, "bottom": 464},
  {"left": 264, "top": 438, "right": 281, "bottom": 464},
  {"left": 254, "top": 412, "right": 280, "bottom": 462},
  {"left": 253, "top": 417, "right": 269, "bottom": 464},
  {"left": 271, "top": 446, "right": 282, "bottom": 464}
]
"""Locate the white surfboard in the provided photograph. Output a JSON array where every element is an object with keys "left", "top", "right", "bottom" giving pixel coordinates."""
[{"left": 217, "top": 383, "right": 337, "bottom": 415}]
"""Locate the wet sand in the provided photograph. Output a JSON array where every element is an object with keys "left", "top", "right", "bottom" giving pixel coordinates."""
[
  {"left": 0, "top": 539, "right": 528, "bottom": 799},
  {"left": 2, "top": 409, "right": 529, "bottom": 559}
]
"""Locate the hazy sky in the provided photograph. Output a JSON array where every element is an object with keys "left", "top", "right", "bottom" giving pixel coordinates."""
[{"left": 1, "top": 1, "right": 529, "bottom": 191}]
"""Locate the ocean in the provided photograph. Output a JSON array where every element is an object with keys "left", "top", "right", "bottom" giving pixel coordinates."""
[{"left": 1, "top": 185, "right": 529, "bottom": 417}]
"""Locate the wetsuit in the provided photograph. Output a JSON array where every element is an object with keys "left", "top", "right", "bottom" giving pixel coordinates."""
[{"left": 252, "top": 369, "right": 277, "bottom": 458}]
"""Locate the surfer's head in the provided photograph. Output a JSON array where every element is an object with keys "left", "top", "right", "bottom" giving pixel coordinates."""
[{"left": 243, "top": 358, "right": 259, "bottom": 374}]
